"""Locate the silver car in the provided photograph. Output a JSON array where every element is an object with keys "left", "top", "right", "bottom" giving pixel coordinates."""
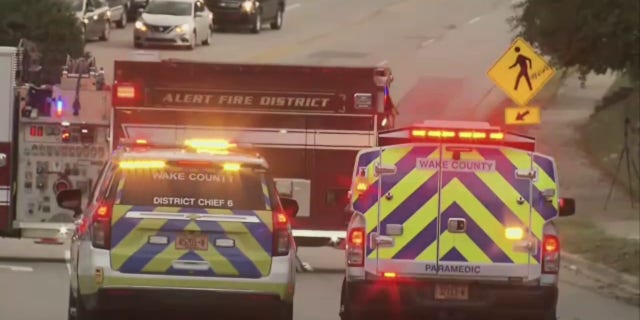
[{"left": 134, "top": 0, "right": 213, "bottom": 49}]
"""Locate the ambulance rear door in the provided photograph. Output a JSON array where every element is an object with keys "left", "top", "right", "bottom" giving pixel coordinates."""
[
  {"left": 373, "top": 142, "right": 442, "bottom": 276},
  {"left": 435, "top": 143, "right": 536, "bottom": 284}
]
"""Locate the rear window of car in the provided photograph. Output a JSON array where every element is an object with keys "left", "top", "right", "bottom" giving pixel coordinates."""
[{"left": 110, "top": 166, "right": 272, "bottom": 211}]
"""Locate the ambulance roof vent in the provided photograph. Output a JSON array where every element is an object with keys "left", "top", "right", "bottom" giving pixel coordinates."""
[{"left": 417, "top": 120, "right": 497, "bottom": 130}]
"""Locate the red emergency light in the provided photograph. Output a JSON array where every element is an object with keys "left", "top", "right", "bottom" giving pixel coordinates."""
[{"left": 112, "top": 82, "right": 142, "bottom": 106}]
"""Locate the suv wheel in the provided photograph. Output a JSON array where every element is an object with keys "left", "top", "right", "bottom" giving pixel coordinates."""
[
  {"left": 250, "top": 11, "right": 261, "bottom": 34},
  {"left": 270, "top": 6, "right": 283, "bottom": 30},
  {"left": 116, "top": 6, "right": 128, "bottom": 28}
]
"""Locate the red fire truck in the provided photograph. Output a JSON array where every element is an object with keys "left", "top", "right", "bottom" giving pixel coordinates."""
[
  {"left": 0, "top": 46, "right": 111, "bottom": 240},
  {"left": 109, "top": 58, "right": 396, "bottom": 261}
]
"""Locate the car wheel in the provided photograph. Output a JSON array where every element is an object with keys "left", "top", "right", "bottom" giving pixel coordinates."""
[
  {"left": 202, "top": 27, "right": 211, "bottom": 45},
  {"left": 188, "top": 31, "right": 196, "bottom": 50},
  {"left": 116, "top": 7, "right": 127, "bottom": 28},
  {"left": 270, "top": 6, "right": 283, "bottom": 30},
  {"left": 250, "top": 11, "right": 261, "bottom": 34},
  {"left": 99, "top": 21, "right": 110, "bottom": 41}
]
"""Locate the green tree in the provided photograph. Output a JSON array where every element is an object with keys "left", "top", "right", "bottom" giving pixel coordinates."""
[
  {"left": 510, "top": 0, "right": 640, "bottom": 83},
  {"left": 0, "top": 0, "right": 86, "bottom": 85}
]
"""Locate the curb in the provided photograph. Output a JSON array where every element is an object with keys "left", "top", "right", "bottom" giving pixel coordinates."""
[
  {"left": 0, "top": 256, "right": 69, "bottom": 263},
  {"left": 561, "top": 250, "right": 640, "bottom": 304}
]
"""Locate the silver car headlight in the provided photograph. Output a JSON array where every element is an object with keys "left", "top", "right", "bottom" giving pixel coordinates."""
[
  {"left": 175, "top": 23, "right": 190, "bottom": 33},
  {"left": 241, "top": 0, "right": 255, "bottom": 13},
  {"left": 135, "top": 20, "right": 147, "bottom": 31}
]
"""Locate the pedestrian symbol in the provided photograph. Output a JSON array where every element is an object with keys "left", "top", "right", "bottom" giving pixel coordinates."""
[{"left": 487, "top": 37, "right": 556, "bottom": 106}]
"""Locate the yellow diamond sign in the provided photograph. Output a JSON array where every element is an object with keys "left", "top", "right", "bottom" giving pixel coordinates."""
[{"left": 487, "top": 37, "right": 556, "bottom": 106}]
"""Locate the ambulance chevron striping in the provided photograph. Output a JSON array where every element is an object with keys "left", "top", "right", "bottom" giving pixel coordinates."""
[
  {"left": 352, "top": 146, "right": 415, "bottom": 208},
  {"left": 533, "top": 154, "right": 556, "bottom": 182},
  {"left": 438, "top": 232, "right": 492, "bottom": 263},
  {"left": 369, "top": 174, "right": 439, "bottom": 257},
  {"left": 260, "top": 178, "right": 272, "bottom": 210},
  {"left": 439, "top": 202, "right": 513, "bottom": 263}
]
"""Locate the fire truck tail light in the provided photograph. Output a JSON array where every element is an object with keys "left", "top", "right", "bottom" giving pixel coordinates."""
[
  {"left": 542, "top": 234, "right": 560, "bottom": 274},
  {"left": 116, "top": 85, "right": 136, "bottom": 98},
  {"left": 347, "top": 227, "right": 365, "bottom": 267}
]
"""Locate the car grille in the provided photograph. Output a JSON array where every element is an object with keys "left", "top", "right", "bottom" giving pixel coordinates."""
[{"left": 146, "top": 24, "right": 174, "bottom": 33}]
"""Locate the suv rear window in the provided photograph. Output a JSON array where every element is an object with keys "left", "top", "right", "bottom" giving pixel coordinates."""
[{"left": 111, "top": 167, "right": 272, "bottom": 211}]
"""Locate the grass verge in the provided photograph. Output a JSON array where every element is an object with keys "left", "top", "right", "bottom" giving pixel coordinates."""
[
  {"left": 580, "top": 73, "right": 640, "bottom": 203},
  {"left": 556, "top": 218, "right": 640, "bottom": 277}
]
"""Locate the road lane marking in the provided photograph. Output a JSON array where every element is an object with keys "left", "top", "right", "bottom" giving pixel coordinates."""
[
  {"left": 420, "top": 38, "right": 436, "bottom": 48},
  {"left": 377, "top": 60, "right": 388, "bottom": 66},
  {"left": 0, "top": 265, "right": 34, "bottom": 272},
  {"left": 286, "top": 3, "right": 301, "bottom": 10},
  {"left": 468, "top": 17, "right": 481, "bottom": 24}
]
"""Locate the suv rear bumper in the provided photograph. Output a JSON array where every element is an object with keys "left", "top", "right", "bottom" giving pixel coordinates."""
[
  {"left": 344, "top": 279, "right": 557, "bottom": 319},
  {"left": 86, "top": 288, "right": 285, "bottom": 315}
]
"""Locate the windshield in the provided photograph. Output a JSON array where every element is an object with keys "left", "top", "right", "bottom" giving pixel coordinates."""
[
  {"left": 65, "top": 0, "right": 83, "bottom": 12},
  {"left": 112, "top": 166, "right": 273, "bottom": 211},
  {"left": 144, "top": 1, "right": 193, "bottom": 16}
]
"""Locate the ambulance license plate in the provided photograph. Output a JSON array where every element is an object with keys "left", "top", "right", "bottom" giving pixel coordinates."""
[
  {"left": 434, "top": 284, "right": 469, "bottom": 300},
  {"left": 175, "top": 234, "right": 208, "bottom": 251}
]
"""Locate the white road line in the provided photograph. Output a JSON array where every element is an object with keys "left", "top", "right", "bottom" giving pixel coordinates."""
[
  {"left": 286, "top": 3, "right": 301, "bottom": 10},
  {"left": 468, "top": 17, "right": 481, "bottom": 24},
  {"left": 420, "top": 39, "right": 436, "bottom": 48},
  {"left": 377, "top": 60, "right": 388, "bottom": 66},
  {"left": 0, "top": 265, "right": 34, "bottom": 272}
]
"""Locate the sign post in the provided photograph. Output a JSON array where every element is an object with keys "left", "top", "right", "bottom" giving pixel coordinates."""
[{"left": 487, "top": 37, "right": 556, "bottom": 126}]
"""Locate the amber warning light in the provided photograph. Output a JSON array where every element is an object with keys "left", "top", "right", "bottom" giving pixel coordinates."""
[{"left": 411, "top": 129, "right": 504, "bottom": 141}]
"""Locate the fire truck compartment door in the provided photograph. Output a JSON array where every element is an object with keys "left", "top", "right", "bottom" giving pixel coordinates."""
[{"left": 274, "top": 178, "right": 310, "bottom": 218}]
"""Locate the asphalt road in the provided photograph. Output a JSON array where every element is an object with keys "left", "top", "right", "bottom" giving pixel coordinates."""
[
  {"left": 2, "top": 0, "right": 638, "bottom": 319},
  {"left": 1, "top": 249, "right": 639, "bottom": 320}
]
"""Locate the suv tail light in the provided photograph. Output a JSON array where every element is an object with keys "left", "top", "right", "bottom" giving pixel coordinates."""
[
  {"left": 542, "top": 234, "right": 560, "bottom": 274},
  {"left": 273, "top": 213, "right": 291, "bottom": 256},
  {"left": 347, "top": 227, "right": 365, "bottom": 267},
  {"left": 91, "top": 202, "right": 113, "bottom": 249}
]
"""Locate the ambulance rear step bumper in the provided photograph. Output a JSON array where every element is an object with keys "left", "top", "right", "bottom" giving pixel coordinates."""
[
  {"left": 345, "top": 280, "right": 557, "bottom": 319},
  {"left": 89, "top": 288, "right": 284, "bottom": 314}
]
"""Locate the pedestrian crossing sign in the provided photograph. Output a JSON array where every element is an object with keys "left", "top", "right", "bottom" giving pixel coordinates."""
[{"left": 487, "top": 37, "right": 556, "bottom": 106}]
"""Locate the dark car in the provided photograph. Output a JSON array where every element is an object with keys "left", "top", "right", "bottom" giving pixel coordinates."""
[
  {"left": 205, "top": 0, "right": 285, "bottom": 33},
  {"left": 67, "top": 0, "right": 112, "bottom": 41}
]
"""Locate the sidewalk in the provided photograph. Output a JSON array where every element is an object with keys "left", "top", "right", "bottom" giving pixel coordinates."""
[{"left": 0, "top": 237, "right": 69, "bottom": 262}]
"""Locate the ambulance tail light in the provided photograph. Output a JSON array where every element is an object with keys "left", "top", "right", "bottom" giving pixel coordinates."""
[
  {"left": 542, "top": 234, "right": 560, "bottom": 274},
  {"left": 112, "top": 82, "right": 142, "bottom": 106},
  {"left": 273, "top": 212, "right": 291, "bottom": 256},
  {"left": 347, "top": 227, "right": 365, "bottom": 267},
  {"left": 91, "top": 202, "right": 113, "bottom": 249}
]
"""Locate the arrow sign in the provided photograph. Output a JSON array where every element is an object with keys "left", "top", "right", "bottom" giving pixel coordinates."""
[
  {"left": 515, "top": 110, "right": 530, "bottom": 121},
  {"left": 505, "top": 106, "right": 541, "bottom": 125}
]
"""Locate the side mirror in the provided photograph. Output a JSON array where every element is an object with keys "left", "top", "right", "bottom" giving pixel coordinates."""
[
  {"left": 559, "top": 197, "right": 575, "bottom": 217},
  {"left": 0, "top": 153, "right": 6, "bottom": 167},
  {"left": 280, "top": 197, "right": 299, "bottom": 218},
  {"left": 56, "top": 189, "right": 83, "bottom": 217}
]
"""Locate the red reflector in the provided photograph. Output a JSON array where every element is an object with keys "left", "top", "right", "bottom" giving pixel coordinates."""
[
  {"left": 383, "top": 272, "right": 397, "bottom": 278},
  {"left": 349, "top": 228, "right": 364, "bottom": 246},
  {"left": 543, "top": 235, "right": 559, "bottom": 253}
]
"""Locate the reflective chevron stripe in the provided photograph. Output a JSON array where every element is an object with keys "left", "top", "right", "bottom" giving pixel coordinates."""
[{"left": 110, "top": 205, "right": 273, "bottom": 278}]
